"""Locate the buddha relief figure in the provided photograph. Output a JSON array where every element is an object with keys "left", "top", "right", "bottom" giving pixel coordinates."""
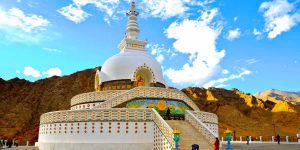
[
  {"left": 136, "top": 74, "right": 145, "bottom": 86},
  {"left": 95, "top": 69, "right": 101, "bottom": 91}
]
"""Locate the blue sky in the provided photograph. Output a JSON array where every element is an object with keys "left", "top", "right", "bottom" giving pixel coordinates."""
[{"left": 0, "top": 0, "right": 299, "bottom": 94}]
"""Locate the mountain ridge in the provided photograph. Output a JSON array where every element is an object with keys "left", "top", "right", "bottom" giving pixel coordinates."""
[
  {"left": 255, "top": 89, "right": 300, "bottom": 105},
  {"left": 0, "top": 67, "right": 299, "bottom": 144}
]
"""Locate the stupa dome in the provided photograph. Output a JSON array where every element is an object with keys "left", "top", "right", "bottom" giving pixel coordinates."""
[{"left": 100, "top": 50, "right": 165, "bottom": 85}]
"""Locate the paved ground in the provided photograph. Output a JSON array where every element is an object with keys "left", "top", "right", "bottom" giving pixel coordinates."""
[
  {"left": 1, "top": 146, "right": 38, "bottom": 150},
  {"left": 2, "top": 144, "right": 300, "bottom": 150},
  {"left": 221, "top": 143, "right": 300, "bottom": 150}
]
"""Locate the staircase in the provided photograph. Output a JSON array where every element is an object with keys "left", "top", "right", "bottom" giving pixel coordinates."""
[{"left": 166, "top": 120, "right": 213, "bottom": 150}]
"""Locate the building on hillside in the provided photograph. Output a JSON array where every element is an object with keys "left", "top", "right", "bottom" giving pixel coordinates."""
[{"left": 36, "top": 2, "right": 219, "bottom": 150}]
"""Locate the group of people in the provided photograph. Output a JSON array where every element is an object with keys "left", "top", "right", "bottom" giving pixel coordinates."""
[
  {"left": 245, "top": 134, "right": 281, "bottom": 145},
  {"left": 0, "top": 139, "right": 19, "bottom": 148},
  {"left": 211, "top": 134, "right": 282, "bottom": 150}
]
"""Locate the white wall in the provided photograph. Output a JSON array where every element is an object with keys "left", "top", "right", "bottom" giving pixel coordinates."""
[
  {"left": 36, "top": 143, "right": 153, "bottom": 150},
  {"left": 38, "top": 122, "right": 154, "bottom": 144}
]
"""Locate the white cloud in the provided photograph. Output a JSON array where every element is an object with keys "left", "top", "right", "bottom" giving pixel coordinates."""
[
  {"left": 222, "top": 69, "right": 229, "bottom": 75},
  {"left": 233, "top": 16, "right": 238, "bottom": 21},
  {"left": 156, "top": 54, "right": 165, "bottom": 63},
  {"left": 42, "top": 67, "right": 62, "bottom": 77},
  {"left": 253, "top": 28, "right": 262, "bottom": 36},
  {"left": 23, "top": 66, "right": 41, "bottom": 78},
  {"left": 203, "top": 68, "right": 252, "bottom": 88},
  {"left": 149, "top": 44, "right": 176, "bottom": 63},
  {"left": 0, "top": 8, "right": 49, "bottom": 32},
  {"left": 139, "top": 0, "right": 215, "bottom": 19},
  {"left": 20, "top": 66, "right": 62, "bottom": 78},
  {"left": 43, "top": 47, "right": 62, "bottom": 53},
  {"left": 58, "top": 4, "right": 91, "bottom": 24},
  {"left": 215, "top": 83, "right": 229, "bottom": 88},
  {"left": 245, "top": 58, "right": 259, "bottom": 65},
  {"left": 164, "top": 8, "right": 225, "bottom": 86},
  {"left": 0, "top": 7, "right": 50, "bottom": 43},
  {"left": 226, "top": 28, "right": 241, "bottom": 41},
  {"left": 139, "top": 0, "right": 189, "bottom": 19},
  {"left": 259, "top": 0, "right": 300, "bottom": 39},
  {"left": 58, "top": 0, "right": 119, "bottom": 24}
]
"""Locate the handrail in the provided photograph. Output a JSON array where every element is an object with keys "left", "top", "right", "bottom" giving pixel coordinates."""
[
  {"left": 152, "top": 109, "right": 174, "bottom": 149},
  {"left": 70, "top": 90, "right": 126, "bottom": 106},
  {"left": 185, "top": 110, "right": 218, "bottom": 144},
  {"left": 40, "top": 108, "right": 153, "bottom": 125},
  {"left": 95, "top": 87, "right": 200, "bottom": 111}
]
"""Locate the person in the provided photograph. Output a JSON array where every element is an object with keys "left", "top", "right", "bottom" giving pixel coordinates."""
[
  {"left": 276, "top": 134, "right": 280, "bottom": 144},
  {"left": 192, "top": 144, "right": 199, "bottom": 150},
  {"left": 7, "top": 139, "right": 12, "bottom": 148},
  {"left": 166, "top": 107, "right": 171, "bottom": 120},
  {"left": 246, "top": 136, "right": 250, "bottom": 145},
  {"left": 0, "top": 139, "right": 3, "bottom": 149},
  {"left": 15, "top": 139, "right": 18, "bottom": 147},
  {"left": 214, "top": 137, "right": 220, "bottom": 150}
]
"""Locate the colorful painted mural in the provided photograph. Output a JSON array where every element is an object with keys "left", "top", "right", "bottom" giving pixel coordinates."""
[{"left": 126, "top": 99, "right": 190, "bottom": 114}]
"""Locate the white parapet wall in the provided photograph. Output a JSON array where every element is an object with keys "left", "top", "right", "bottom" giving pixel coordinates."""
[
  {"left": 37, "top": 122, "right": 154, "bottom": 150},
  {"left": 185, "top": 110, "right": 219, "bottom": 144},
  {"left": 36, "top": 108, "right": 173, "bottom": 150}
]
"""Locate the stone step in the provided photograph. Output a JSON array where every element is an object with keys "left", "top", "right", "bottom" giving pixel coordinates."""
[{"left": 166, "top": 120, "right": 213, "bottom": 150}]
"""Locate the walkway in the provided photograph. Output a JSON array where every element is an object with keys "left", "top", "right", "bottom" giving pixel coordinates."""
[{"left": 166, "top": 120, "right": 212, "bottom": 150}]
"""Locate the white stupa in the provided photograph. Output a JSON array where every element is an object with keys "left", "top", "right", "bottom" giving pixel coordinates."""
[{"left": 35, "top": 2, "right": 219, "bottom": 150}]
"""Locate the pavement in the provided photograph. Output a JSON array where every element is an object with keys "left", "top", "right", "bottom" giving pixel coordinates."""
[
  {"left": 221, "top": 143, "right": 300, "bottom": 150},
  {"left": 1, "top": 146, "right": 38, "bottom": 150}
]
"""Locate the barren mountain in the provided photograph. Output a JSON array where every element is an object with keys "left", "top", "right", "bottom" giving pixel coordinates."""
[
  {"left": 0, "top": 67, "right": 299, "bottom": 144},
  {"left": 256, "top": 89, "right": 300, "bottom": 105}
]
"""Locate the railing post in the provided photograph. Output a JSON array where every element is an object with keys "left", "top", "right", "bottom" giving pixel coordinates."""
[
  {"left": 26, "top": 141, "right": 29, "bottom": 146},
  {"left": 297, "top": 134, "right": 300, "bottom": 143},
  {"left": 222, "top": 137, "right": 223, "bottom": 142},
  {"left": 286, "top": 136, "right": 289, "bottom": 143},
  {"left": 240, "top": 136, "right": 242, "bottom": 142},
  {"left": 249, "top": 136, "right": 252, "bottom": 142},
  {"left": 272, "top": 136, "right": 275, "bottom": 142}
]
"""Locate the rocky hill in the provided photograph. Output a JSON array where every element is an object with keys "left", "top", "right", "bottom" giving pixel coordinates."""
[
  {"left": 182, "top": 87, "right": 300, "bottom": 138},
  {"left": 0, "top": 67, "right": 299, "bottom": 144},
  {"left": 0, "top": 68, "right": 96, "bottom": 144},
  {"left": 256, "top": 89, "right": 300, "bottom": 105}
]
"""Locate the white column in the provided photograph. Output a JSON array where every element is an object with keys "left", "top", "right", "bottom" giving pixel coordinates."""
[
  {"left": 240, "top": 136, "right": 242, "bottom": 142},
  {"left": 4, "top": 140, "right": 7, "bottom": 147},
  {"left": 12, "top": 140, "right": 14, "bottom": 147},
  {"left": 249, "top": 136, "right": 252, "bottom": 142},
  {"left": 272, "top": 136, "right": 275, "bottom": 142},
  {"left": 26, "top": 141, "right": 29, "bottom": 146},
  {"left": 286, "top": 136, "right": 289, "bottom": 143},
  {"left": 297, "top": 134, "right": 300, "bottom": 143},
  {"left": 260, "top": 136, "right": 262, "bottom": 142},
  {"left": 222, "top": 137, "right": 224, "bottom": 142}
]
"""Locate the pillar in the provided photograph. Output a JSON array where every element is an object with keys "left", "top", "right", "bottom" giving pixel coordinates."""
[
  {"left": 13, "top": 140, "right": 14, "bottom": 147},
  {"left": 4, "top": 140, "right": 7, "bottom": 147},
  {"left": 297, "top": 134, "right": 300, "bottom": 143},
  {"left": 286, "top": 136, "right": 289, "bottom": 143},
  {"left": 249, "top": 136, "right": 252, "bottom": 142},
  {"left": 26, "top": 141, "right": 29, "bottom": 146},
  {"left": 260, "top": 136, "right": 262, "bottom": 142},
  {"left": 272, "top": 136, "right": 275, "bottom": 142},
  {"left": 222, "top": 137, "right": 224, "bottom": 142},
  {"left": 240, "top": 136, "right": 242, "bottom": 142}
]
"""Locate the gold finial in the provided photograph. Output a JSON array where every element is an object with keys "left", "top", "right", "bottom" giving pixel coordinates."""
[{"left": 130, "top": 1, "right": 135, "bottom": 11}]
